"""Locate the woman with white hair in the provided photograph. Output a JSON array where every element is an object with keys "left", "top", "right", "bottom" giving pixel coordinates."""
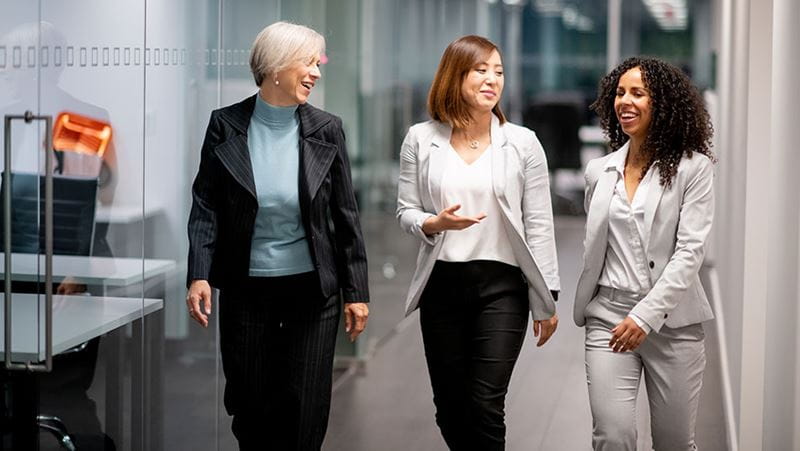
[{"left": 186, "top": 21, "right": 370, "bottom": 450}]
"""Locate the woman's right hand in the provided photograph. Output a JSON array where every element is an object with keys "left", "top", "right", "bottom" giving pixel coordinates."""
[
  {"left": 187, "top": 279, "right": 212, "bottom": 328},
  {"left": 422, "top": 204, "right": 486, "bottom": 235}
]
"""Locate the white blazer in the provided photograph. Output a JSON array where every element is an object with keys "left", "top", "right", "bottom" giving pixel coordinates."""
[
  {"left": 396, "top": 115, "right": 559, "bottom": 320},
  {"left": 574, "top": 142, "right": 715, "bottom": 332}
]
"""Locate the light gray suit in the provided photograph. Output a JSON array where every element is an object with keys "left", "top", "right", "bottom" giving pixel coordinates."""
[
  {"left": 576, "top": 143, "right": 715, "bottom": 451},
  {"left": 396, "top": 115, "right": 559, "bottom": 320},
  {"left": 574, "top": 143, "right": 715, "bottom": 332}
]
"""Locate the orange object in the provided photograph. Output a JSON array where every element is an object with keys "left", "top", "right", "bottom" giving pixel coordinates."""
[{"left": 52, "top": 112, "right": 112, "bottom": 157}]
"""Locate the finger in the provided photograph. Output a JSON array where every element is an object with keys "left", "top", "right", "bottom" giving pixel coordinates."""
[
  {"left": 614, "top": 329, "right": 632, "bottom": 352},
  {"left": 187, "top": 293, "right": 208, "bottom": 327},
  {"left": 344, "top": 308, "right": 353, "bottom": 333},
  {"left": 188, "top": 306, "right": 206, "bottom": 327},
  {"left": 609, "top": 325, "right": 627, "bottom": 347},
  {"left": 456, "top": 219, "right": 482, "bottom": 229},
  {"left": 195, "top": 308, "right": 208, "bottom": 327},
  {"left": 355, "top": 310, "right": 368, "bottom": 332},
  {"left": 533, "top": 320, "right": 540, "bottom": 337},
  {"left": 537, "top": 322, "right": 555, "bottom": 347},
  {"left": 475, "top": 213, "right": 487, "bottom": 221},
  {"left": 445, "top": 204, "right": 462, "bottom": 214},
  {"left": 608, "top": 332, "right": 619, "bottom": 348},
  {"left": 614, "top": 331, "right": 632, "bottom": 352},
  {"left": 350, "top": 317, "right": 366, "bottom": 341},
  {"left": 203, "top": 289, "right": 212, "bottom": 315}
]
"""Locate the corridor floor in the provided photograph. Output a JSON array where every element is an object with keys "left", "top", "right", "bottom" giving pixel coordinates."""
[{"left": 324, "top": 216, "right": 728, "bottom": 451}]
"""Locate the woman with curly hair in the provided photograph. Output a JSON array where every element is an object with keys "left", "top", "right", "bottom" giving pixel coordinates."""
[{"left": 574, "top": 56, "right": 715, "bottom": 450}]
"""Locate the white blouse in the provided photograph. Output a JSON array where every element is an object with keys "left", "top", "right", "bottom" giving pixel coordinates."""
[
  {"left": 598, "top": 150, "right": 656, "bottom": 331},
  {"left": 437, "top": 145, "right": 517, "bottom": 267}
]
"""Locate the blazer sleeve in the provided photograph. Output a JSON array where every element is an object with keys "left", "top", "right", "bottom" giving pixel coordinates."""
[
  {"left": 521, "top": 132, "right": 560, "bottom": 291},
  {"left": 396, "top": 126, "right": 442, "bottom": 247},
  {"left": 186, "top": 112, "right": 222, "bottom": 287},
  {"left": 629, "top": 156, "right": 715, "bottom": 331},
  {"left": 584, "top": 159, "right": 600, "bottom": 214},
  {"left": 329, "top": 118, "right": 370, "bottom": 303}
]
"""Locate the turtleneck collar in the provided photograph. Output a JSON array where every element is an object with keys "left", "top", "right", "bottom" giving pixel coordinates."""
[{"left": 253, "top": 94, "right": 298, "bottom": 128}]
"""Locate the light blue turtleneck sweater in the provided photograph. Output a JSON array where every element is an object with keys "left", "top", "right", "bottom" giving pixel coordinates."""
[{"left": 247, "top": 95, "right": 314, "bottom": 277}]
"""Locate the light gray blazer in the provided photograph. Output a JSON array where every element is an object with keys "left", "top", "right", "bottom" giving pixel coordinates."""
[
  {"left": 396, "top": 115, "right": 559, "bottom": 320},
  {"left": 574, "top": 142, "right": 715, "bottom": 332}
]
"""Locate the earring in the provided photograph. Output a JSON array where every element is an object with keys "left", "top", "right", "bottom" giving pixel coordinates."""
[{"left": 274, "top": 79, "right": 279, "bottom": 85}]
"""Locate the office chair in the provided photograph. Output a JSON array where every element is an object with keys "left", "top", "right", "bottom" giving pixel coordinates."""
[
  {"left": 0, "top": 172, "right": 97, "bottom": 256},
  {"left": 522, "top": 101, "right": 583, "bottom": 171},
  {"left": 0, "top": 172, "right": 98, "bottom": 450}
]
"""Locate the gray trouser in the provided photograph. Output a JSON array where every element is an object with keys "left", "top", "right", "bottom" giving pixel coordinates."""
[{"left": 584, "top": 286, "right": 706, "bottom": 451}]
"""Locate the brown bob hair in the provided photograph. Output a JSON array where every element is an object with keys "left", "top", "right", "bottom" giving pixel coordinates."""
[{"left": 427, "top": 35, "right": 506, "bottom": 129}]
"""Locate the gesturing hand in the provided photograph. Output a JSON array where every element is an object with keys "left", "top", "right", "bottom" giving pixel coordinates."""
[
  {"left": 422, "top": 204, "right": 487, "bottom": 235},
  {"left": 609, "top": 317, "right": 647, "bottom": 352},
  {"left": 186, "top": 279, "right": 212, "bottom": 328}
]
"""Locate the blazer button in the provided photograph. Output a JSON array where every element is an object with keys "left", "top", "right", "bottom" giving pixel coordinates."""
[
  {"left": 649, "top": 261, "right": 655, "bottom": 269},
  {"left": 664, "top": 313, "right": 668, "bottom": 318}
]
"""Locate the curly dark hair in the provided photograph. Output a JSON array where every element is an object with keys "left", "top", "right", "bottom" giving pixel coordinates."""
[{"left": 590, "top": 57, "right": 715, "bottom": 187}]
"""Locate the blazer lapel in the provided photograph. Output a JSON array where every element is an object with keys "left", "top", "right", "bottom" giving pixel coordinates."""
[
  {"left": 300, "top": 137, "right": 337, "bottom": 201},
  {"left": 215, "top": 135, "right": 257, "bottom": 199},
  {"left": 585, "top": 163, "right": 618, "bottom": 264},
  {"left": 490, "top": 115, "right": 510, "bottom": 211},
  {"left": 298, "top": 103, "right": 335, "bottom": 203},
  {"left": 643, "top": 164, "right": 665, "bottom": 249},
  {"left": 214, "top": 95, "right": 257, "bottom": 200},
  {"left": 426, "top": 122, "right": 450, "bottom": 213}
]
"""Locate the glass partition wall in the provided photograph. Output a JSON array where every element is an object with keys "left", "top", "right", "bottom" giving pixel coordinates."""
[{"left": 0, "top": 0, "right": 712, "bottom": 449}]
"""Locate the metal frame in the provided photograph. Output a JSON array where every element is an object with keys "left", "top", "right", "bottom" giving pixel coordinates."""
[{"left": 4, "top": 110, "right": 54, "bottom": 372}]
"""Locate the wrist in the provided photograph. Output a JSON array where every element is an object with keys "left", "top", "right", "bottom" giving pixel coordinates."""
[{"left": 422, "top": 216, "right": 441, "bottom": 235}]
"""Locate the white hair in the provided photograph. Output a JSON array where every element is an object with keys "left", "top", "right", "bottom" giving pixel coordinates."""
[{"left": 249, "top": 21, "right": 325, "bottom": 87}]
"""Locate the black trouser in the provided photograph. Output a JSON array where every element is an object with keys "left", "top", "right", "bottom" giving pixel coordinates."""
[
  {"left": 419, "top": 260, "right": 529, "bottom": 451},
  {"left": 219, "top": 272, "right": 340, "bottom": 451}
]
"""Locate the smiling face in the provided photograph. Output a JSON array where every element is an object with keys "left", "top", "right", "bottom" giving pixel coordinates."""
[
  {"left": 269, "top": 54, "right": 322, "bottom": 106},
  {"left": 614, "top": 67, "right": 653, "bottom": 142},
  {"left": 460, "top": 49, "right": 504, "bottom": 115}
]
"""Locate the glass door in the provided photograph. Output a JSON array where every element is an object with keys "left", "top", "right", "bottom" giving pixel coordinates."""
[
  {"left": 1, "top": 2, "right": 155, "bottom": 449},
  {"left": 39, "top": 1, "right": 152, "bottom": 450},
  {"left": 1, "top": 6, "right": 50, "bottom": 450}
]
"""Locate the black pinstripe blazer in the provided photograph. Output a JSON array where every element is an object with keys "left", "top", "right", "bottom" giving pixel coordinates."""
[{"left": 187, "top": 95, "right": 369, "bottom": 303}]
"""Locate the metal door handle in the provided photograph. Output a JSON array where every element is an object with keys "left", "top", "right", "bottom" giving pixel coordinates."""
[{"left": 4, "top": 111, "right": 54, "bottom": 372}]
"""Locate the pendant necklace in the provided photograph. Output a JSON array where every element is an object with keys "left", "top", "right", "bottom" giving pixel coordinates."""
[{"left": 463, "top": 130, "right": 480, "bottom": 150}]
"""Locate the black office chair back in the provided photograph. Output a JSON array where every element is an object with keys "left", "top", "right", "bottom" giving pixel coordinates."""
[
  {"left": 523, "top": 101, "right": 583, "bottom": 171},
  {"left": 0, "top": 172, "right": 98, "bottom": 256}
]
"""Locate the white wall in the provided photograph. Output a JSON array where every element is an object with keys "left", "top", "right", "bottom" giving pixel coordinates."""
[
  {"left": 715, "top": 0, "right": 800, "bottom": 448},
  {"left": 763, "top": 0, "right": 800, "bottom": 447}
]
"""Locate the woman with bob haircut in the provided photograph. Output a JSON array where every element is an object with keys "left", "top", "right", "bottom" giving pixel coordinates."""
[
  {"left": 575, "top": 56, "right": 715, "bottom": 450},
  {"left": 396, "top": 35, "right": 560, "bottom": 450},
  {"left": 186, "top": 21, "right": 369, "bottom": 450}
]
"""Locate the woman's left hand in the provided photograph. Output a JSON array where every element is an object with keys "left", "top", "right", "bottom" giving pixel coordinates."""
[
  {"left": 533, "top": 314, "right": 558, "bottom": 347},
  {"left": 609, "top": 317, "right": 647, "bottom": 352},
  {"left": 343, "top": 302, "right": 369, "bottom": 342}
]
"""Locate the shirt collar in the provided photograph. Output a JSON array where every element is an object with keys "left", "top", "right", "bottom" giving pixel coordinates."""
[
  {"left": 606, "top": 142, "right": 630, "bottom": 175},
  {"left": 252, "top": 94, "right": 298, "bottom": 128}
]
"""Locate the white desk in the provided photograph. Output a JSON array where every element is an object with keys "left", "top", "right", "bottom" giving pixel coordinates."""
[
  {"left": 579, "top": 125, "right": 608, "bottom": 146},
  {"left": 0, "top": 293, "right": 162, "bottom": 362},
  {"left": 95, "top": 204, "right": 162, "bottom": 225},
  {"left": 0, "top": 253, "right": 175, "bottom": 286}
]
